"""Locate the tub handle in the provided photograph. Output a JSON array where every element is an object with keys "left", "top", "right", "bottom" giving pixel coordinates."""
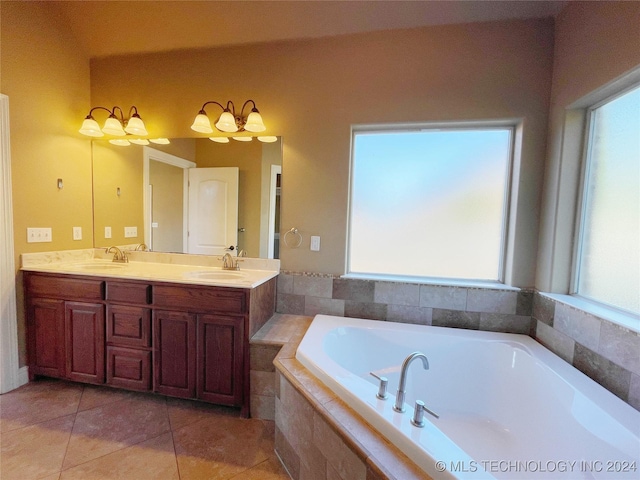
[
  {"left": 369, "top": 372, "right": 388, "bottom": 400},
  {"left": 412, "top": 399, "right": 439, "bottom": 428}
]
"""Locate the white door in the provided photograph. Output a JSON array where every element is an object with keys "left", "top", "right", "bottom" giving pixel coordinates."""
[{"left": 187, "top": 167, "right": 239, "bottom": 255}]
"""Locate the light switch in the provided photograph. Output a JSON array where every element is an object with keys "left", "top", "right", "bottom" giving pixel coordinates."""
[
  {"left": 124, "top": 226, "right": 138, "bottom": 238},
  {"left": 73, "top": 226, "right": 82, "bottom": 240},
  {"left": 105, "top": 226, "right": 112, "bottom": 238},
  {"left": 310, "top": 235, "right": 320, "bottom": 251},
  {"left": 27, "top": 228, "right": 52, "bottom": 243}
]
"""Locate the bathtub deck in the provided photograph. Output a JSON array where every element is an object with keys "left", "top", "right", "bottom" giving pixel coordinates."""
[{"left": 252, "top": 313, "right": 431, "bottom": 480}]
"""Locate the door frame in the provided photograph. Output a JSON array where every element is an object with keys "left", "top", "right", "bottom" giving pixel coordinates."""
[
  {"left": 142, "top": 147, "right": 195, "bottom": 252},
  {"left": 0, "top": 94, "right": 27, "bottom": 393},
  {"left": 267, "top": 164, "right": 282, "bottom": 259}
]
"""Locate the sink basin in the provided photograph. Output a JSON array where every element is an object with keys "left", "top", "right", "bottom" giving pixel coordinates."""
[
  {"left": 75, "top": 263, "right": 127, "bottom": 270},
  {"left": 185, "top": 270, "right": 246, "bottom": 281}
]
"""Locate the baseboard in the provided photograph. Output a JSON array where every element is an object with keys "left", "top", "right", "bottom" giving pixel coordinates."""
[{"left": 17, "top": 366, "right": 29, "bottom": 387}]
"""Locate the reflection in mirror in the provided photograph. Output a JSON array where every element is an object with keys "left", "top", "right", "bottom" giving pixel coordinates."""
[{"left": 92, "top": 137, "right": 282, "bottom": 258}]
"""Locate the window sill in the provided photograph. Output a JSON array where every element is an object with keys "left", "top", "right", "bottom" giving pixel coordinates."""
[
  {"left": 541, "top": 293, "right": 640, "bottom": 334},
  {"left": 342, "top": 273, "right": 520, "bottom": 291}
]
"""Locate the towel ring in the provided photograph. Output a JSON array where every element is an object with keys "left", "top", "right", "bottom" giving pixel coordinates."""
[{"left": 283, "top": 227, "right": 302, "bottom": 248}]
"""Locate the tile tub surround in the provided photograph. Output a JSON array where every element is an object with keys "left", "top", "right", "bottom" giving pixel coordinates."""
[
  {"left": 264, "top": 318, "right": 429, "bottom": 480},
  {"left": 276, "top": 272, "right": 639, "bottom": 411}
]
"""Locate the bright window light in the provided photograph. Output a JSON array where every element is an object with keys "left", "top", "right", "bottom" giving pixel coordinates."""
[
  {"left": 575, "top": 84, "right": 640, "bottom": 315},
  {"left": 348, "top": 126, "right": 513, "bottom": 282}
]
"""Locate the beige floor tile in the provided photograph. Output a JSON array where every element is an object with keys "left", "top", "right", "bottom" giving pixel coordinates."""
[
  {"left": 174, "top": 415, "right": 272, "bottom": 480},
  {"left": 60, "top": 432, "right": 179, "bottom": 480},
  {"left": 0, "top": 414, "right": 75, "bottom": 480},
  {"left": 229, "top": 455, "right": 291, "bottom": 480},
  {"left": 166, "top": 396, "right": 239, "bottom": 432},
  {"left": 77, "top": 384, "right": 137, "bottom": 412},
  {"left": 62, "top": 394, "right": 170, "bottom": 469},
  {"left": 0, "top": 379, "right": 82, "bottom": 432}
]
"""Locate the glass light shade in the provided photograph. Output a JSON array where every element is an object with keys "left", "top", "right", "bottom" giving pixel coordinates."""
[
  {"left": 232, "top": 136, "right": 252, "bottom": 142},
  {"left": 109, "top": 139, "right": 130, "bottom": 146},
  {"left": 149, "top": 138, "right": 170, "bottom": 144},
  {"left": 209, "top": 137, "right": 230, "bottom": 143},
  {"left": 124, "top": 115, "right": 148, "bottom": 136},
  {"left": 215, "top": 111, "right": 239, "bottom": 132},
  {"left": 129, "top": 139, "right": 150, "bottom": 145},
  {"left": 257, "top": 136, "right": 278, "bottom": 143},
  {"left": 244, "top": 110, "right": 266, "bottom": 132},
  {"left": 102, "top": 116, "right": 126, "bottom": 136},
  {"left": 79, "top": 117, "right": 104, "bottom": 137},
  {"left": 191, "top": 113, "right": 213, "bottom": 133}
]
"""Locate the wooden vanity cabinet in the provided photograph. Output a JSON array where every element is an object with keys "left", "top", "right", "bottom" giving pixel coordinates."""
[{"left": 25, "top": 270, "right": 276, "bottom": 416}]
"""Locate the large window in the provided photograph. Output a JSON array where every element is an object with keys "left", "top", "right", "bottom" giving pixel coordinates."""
[
  {"left": 348, "top": 125, "right": 513, "bottom": 282},
  {"left": 574, "top": 84, "right": 640, "bottom": 315}
]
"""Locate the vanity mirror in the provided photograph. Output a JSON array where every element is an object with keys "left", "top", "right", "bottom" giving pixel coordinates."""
[{"left": 92, "top": 137, "right": 282, "bottom": 258}]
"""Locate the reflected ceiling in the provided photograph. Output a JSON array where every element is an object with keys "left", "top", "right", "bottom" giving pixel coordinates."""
[{"left": 53, "top": 1, "right": 566, "bottom": 59}]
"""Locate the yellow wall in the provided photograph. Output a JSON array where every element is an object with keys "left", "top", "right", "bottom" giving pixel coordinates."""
[
  {"left": 1, "top": 1, "right": 92, "bottom": 364},
  {"left": 92, "top": 142, "right": 144, "bottom": 247},
  {"left": 536, "top": 1, "right": 640, "bottom": 292},
  {"left": 90, "top": 18, "right": 555, "bottom": 285}
]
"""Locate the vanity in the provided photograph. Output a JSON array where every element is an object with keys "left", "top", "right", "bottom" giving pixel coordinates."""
[{"left": 22, "top": 250, "right": 278, "bottom": 417}]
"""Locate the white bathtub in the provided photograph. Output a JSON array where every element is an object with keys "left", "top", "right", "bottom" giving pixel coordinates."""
[{"left": 296, "top": 315, "right": 640, "bottom": 479}]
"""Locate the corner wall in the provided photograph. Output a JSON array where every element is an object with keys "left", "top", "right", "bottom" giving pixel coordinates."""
[{"left": 1, "top": 1, "right": 92, "bottom": 365}]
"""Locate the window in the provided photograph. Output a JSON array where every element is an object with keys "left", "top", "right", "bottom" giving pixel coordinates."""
[
  {"left": 348, "top": 125, "right": 513, "bottom": 282},
  {"left": 574, "top": 84, "right": 640, "bottom": 315}
]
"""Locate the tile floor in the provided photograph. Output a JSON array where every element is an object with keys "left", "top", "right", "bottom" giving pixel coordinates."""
[{"left": 0, "top": 378, "right": 291, "bottom": 480}]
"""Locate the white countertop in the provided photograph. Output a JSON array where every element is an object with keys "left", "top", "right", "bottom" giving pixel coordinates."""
[{"left": 21, "top": 249, "right": 279, "bottom": 289}]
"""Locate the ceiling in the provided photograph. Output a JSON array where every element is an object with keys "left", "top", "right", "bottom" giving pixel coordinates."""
[{"left": 52, "top": 0, "right": 567, "bottom": 59}]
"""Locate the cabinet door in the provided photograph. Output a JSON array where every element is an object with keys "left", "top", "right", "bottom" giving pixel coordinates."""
[
  {"left": 106, "top": 346, "right": 151, "bottom": 391},
  {"left": 106, "top": 305, "right": 151, "bottom": 348},
  {"left": 65, "top": 302, "right": 105, "bottom": 384},
  {"left": 196, "top": 314, "right": 244, "bottom": 406},
  {"left": 153, "top": 310, "right": 196, "bottom": 398},
  {"left": 27, "top": 298, "right": 65, "bottom": 378}
]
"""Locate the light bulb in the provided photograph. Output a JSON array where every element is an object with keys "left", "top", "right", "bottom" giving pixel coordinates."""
[
  {"left": 244, "top": 110, "right": 266, "bottom": 132},
  {"left": 109, "top": 139, "right": 130, "bottom": 146},
  {"left": 124, "top": 114, "right": 148, "bottom": 136},
  {"left": 79, "top": 117, "right": 104, "bottom": 137},
  {"left": 191, "top": 112, "right": 213, "bottom": 133},
  {"left": 149, "top": 138, "right": 170, "bottom": 144},
  {"left": 232, "top": 136, "right": 252, "bottom": 142},
  {"left": 209, "top": 137, "right": 230, "bottom": 143},
  {"left": 216, "top": 110, "right": 239, "bottom": 132},
  {"left": 129, "top": 139, "right": 150, "bottom": 145},
  {"left": 102, "top": 116, "right": 126, "bottom": 136},
  {"left": 257, "top": 136, "right": 278, "bottom": 143}
]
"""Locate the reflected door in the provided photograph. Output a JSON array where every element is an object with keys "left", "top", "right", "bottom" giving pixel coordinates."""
[{"left": 187, "top": 167, "right": 239, "bottom": 255}]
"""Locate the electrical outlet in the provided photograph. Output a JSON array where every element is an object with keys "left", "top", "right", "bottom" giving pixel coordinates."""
[
  {"left": 105, "top": 226, "right": 112, "bottom": 239},
  {"left": 124, "top": 226, "right": 138, "bottom": 238},
  {"left": 27, "top": 227, "right": 52, "bottom": 243},
  {"left": 310, "top": 235, "right": 321, "bottom": 251},
  {"left": 73, "top": 226, "right": 82, "bottom": 240}
]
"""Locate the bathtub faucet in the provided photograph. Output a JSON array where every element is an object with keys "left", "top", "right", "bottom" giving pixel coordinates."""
[{"left": 394, "top": 351, "right": 429, "bottom": 413}]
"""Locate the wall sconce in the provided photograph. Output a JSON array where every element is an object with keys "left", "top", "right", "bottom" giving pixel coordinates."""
[
  {"left": 191, "top": 100, "right": 266, "bottom": 134},
  {"left": 79, "top": 106, "right": 148, "bottom": 138}
]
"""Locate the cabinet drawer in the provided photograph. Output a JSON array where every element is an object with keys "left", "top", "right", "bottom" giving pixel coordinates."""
[
  {"left": 106, "top": 346, "right": 151, "bottom": 391},
  {"left": 153, "top": 285, "right": 246, "bottom": 314},
  {"left": 106, "top": 305, "right": 151, "bottom": 348},
  {"left": 26, "top": 274, "right": 104, "bottom": 301},
  {"left": 106, "top": 281, "right": 151, "bottom": 305}
]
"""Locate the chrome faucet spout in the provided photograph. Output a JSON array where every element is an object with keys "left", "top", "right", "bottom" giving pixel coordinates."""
[
  {"left": 221, "top": 252, "right": 238, "bottom": 270},
  {"left": 394, "top": 352, "right": 429, "bottom": 413}
]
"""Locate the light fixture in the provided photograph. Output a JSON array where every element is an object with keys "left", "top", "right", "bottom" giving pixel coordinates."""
[
  {"left": 257, "top": 136, "right": 278, "bottom": 143},
  {"left": 109, "top": 139, "right": 131, "bottom": 146},
  {"left": 79, "top": 106, "right": 149, "bottom": 138},
  {"left": 232, "top": 136, "right": 253, "bottom": 142},
  {"left": 129, "top": 139, "right": 150, "bottom": 145},
  {"left": 149, "top": 138, "right": 170, "bottom": 145},
  {"left": 209, "top": 137, "right": 230, "bottom": 143},
  {"left": 191, "top": 100, "right": 266, "bottom": 135}
]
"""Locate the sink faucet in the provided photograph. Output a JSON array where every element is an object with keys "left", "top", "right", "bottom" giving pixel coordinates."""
[
  {"left": 106, "top": 246, "right": 128, "bottom": 263},
  {"left": 394, "top": 352, "right": 429, "bottom": 413},
  {"left": 135, "top": 243, "right": 148, "bottom": 251},
  {"left": 222, "top": 252, "right": 238, "bottom": 270}
]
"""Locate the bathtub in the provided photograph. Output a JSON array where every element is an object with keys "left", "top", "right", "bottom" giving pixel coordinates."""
[{"left": 295, "top": 315, "right": 640, "bottom": 479}]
